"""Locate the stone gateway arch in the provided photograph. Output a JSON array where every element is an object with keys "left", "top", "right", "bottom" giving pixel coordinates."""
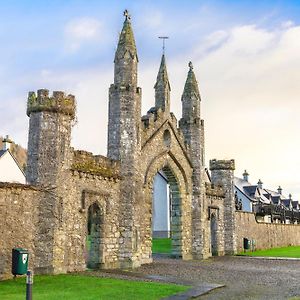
[{"left": 0, "top": 12, "right": 238, "bottom": 277}]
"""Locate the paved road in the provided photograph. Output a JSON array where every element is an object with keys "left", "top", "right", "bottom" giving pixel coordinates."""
[{"left": 136, "top": 256, "right": 300, "bottom": 299}]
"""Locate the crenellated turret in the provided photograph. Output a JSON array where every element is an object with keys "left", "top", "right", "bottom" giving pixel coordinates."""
[
  {"left": 26, "top": 89, "right": 75, "bottom": 185},
  {"left": 154, "top": 54, "right": 170, "bottom": 113},
  {"left": 26, "top": 89, "right": 76, "bottom": 273}
]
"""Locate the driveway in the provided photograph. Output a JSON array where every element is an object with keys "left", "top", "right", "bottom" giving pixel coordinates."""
[{"left": 135, "top": 256, "right": 300, "bottom": 299}]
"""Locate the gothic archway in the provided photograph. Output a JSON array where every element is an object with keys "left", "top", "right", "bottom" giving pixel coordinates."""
[{"left": 140, "top": 151, "right": 193, "bottom": 263}]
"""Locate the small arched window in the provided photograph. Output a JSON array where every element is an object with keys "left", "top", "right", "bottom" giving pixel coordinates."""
[{"left": 163, "top": 129, "right": 171, "bottom": 147}]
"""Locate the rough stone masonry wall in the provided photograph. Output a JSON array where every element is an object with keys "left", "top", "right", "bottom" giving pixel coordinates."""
[
  {"left": 0, "top": 184, "right": 42, "bottom": 280},
  {"left": 66, "top": 150, "right": 121, "bottom": 271},
  {"left": 235, "top": 211, "right": 300, "bottom": 252},
  {"left": 205, "top": 183, "right": 226, "bottom": 257}
]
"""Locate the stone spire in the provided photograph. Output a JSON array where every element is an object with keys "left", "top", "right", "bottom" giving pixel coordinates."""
[
  {"left": 154, "top": 54, "right": 170, "bottom": 113},
  {"left": 184, "top": 62, "right": 200, "bottom": 95},
  {"left": 114, "top": 10, "right": 138, "bottom": 86},
  {"left": 181, "top": 62, "right": 201, "bottom": 120}
]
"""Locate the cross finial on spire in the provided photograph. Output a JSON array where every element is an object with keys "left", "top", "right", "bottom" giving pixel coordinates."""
[
  {"left": 188, "top": 61, "right": 193, "bottom": 70},
  {"left": 158, "top": 36, "right": 169, "bottom": 55},
  {"left": 124, "top": 9, "right": 131, "bottom": 20}
]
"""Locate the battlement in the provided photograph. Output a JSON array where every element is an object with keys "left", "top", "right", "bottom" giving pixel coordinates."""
[
  {"left": 27, "top": 89, "right": 76, "bottom": 119},
  {"left": 71, "top": 150, "right": 120, "bottom": 179},
  {"left": 210, "top": 159, "right": 235, "bottom": 171},
  {"left": 141, "top": 108, "right": 188, "bottom": 152},
  {"left": 141, "top": 107, "right": 162, "bottom": 128},
  {"left": 205, "top": 182, "right": 225, "bottom": 198}
]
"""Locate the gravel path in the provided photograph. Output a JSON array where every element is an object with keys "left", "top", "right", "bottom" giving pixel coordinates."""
[{"left": 134, "top": 256, "right": 300, "bottom": 299}]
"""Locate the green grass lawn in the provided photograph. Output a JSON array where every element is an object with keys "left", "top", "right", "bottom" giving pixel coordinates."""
[
  {"left": 239, "top": 246, "right": 300, "bottom": 258},
  {"left": 152, "top": 238, "right": 172, "bottom": 254},
  {"left": 0, "top": 274, "right": 189, "bottom": 300}
]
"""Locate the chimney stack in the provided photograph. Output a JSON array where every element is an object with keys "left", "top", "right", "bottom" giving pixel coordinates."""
[
  {"left": 277, "top": 186, "right": 282, "bottom": 195},
  {"left": 257, "top": 179, "right": 263, "bottom": 189},
  {"left": 2, "top": 135, "right": 12, "bottom": 151},
  {"left": 243, "top": 170, "right": 249, "bottom": 182}
]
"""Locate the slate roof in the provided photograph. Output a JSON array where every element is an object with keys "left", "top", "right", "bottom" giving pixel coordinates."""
[
  {"left": 243, "top": 185, "right": 257, "bottom": 197},
  {"left": 0, "top": 150, "right": 6, "bottom": 158},
  {"left": 271, "top": 195, "right": 281, "bottom": 205},
  {"left": 234, "top": 176, "right": 300, "bottom": 209},
  {"left": 281, "top": 199, "right": 291, "bottom": 208}
]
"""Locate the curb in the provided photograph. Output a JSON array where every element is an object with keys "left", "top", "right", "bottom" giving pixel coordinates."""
[{"left": 235, "top": 255, "right": 300, "bottom": 261}]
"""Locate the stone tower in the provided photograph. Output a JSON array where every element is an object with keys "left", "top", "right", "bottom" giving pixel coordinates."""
[
  {"left": 154, "top": 54, "right": 171, "bottom": 114},
  {"left": 179, "top": 62, "right": 205, "bottom": 258},
  {"left": 26, "top": 89, "right": 75, "bottom": 186},
  {"left": 26, "top": 89, "right": 76, "bottom": 273},
  {"left": 210, "top": 159, "right": 237, "bottom": 255},
  {"left": 107, "top": 11, "right": 142, "bottom": 268}
]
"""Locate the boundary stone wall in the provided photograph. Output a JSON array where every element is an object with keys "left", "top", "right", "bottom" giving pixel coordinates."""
[
  {"left": 0, "top": 184, "right": 43, "bottom": 280},
  {"left": 236, "top": 211, "right": 300, "bottom": 252}
]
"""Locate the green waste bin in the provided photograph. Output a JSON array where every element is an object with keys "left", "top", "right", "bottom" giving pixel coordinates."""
[
  {"left": 243, "top": 238, "right": 251, "bottom": 250},
  {"left": 12, "top": 248, "right": 29, "bottom": 275}
]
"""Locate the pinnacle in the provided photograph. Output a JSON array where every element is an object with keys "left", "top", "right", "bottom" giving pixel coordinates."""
[
  {"left": 154, "top": 54, "right": 170, "bottom": 90},
  {"left": 183, "top": 61, "right": 200, "bottom": 99},
  {"left": 115, "top": 11, "right": 137, "bottom": 61}
]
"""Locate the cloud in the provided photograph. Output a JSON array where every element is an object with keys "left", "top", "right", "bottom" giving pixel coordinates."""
[
  {"left": 64, "top": 18, "right": 103, "bottom": 52},
  {"left": 136, "top": 22, "right": 300, "bottom": 198},
  {"left": 190, "top": 24, "right": 300, "bottom": 197}
]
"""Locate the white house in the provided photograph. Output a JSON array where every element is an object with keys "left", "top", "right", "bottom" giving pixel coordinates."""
[
  {"left": 152, "top": 171, "right": 170, "bottom": 238},
  {"left": 0, "top": 136, "right": 26, "bottom": 184}
]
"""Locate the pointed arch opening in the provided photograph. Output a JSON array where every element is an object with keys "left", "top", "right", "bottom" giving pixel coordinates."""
[
  {"left": 86, "top": 202, "right": 104, "bottom": 269},
  {"left": 152, "top": 165, "right": 183, "bottom": 257}
]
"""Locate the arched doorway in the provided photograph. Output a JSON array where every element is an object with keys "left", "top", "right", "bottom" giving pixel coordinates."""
[
  {"left": 210, "top": 213, "right": 218, "bottom": 256},
  {"left": 152, "top": 165, "right": 182, "bottom": 257},
  {"left": 86, "top": 202, "right": 103, "bottom": 269}
]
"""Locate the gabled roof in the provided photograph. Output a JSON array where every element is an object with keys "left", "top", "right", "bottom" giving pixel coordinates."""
[
  {"left": 0, "top": 149, "right": 26, "bottom": 177},
  {"left": 292, "top": 201, "right": 299, "bottom": 210},
  {"left": 0, "top": 150, "right": 6, "bottom": 158},
  {"left": 281, "top": 199, "right": 291, "bottom": 209},
  {"left": 271, "top": 195, "right": 281, "bottom": 205},
  {"left": 243, "top": 185, "right": 257, "bottom": 197}
]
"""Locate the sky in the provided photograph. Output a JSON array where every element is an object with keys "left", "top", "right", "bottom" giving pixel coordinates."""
[{"left": 0, "top": 0, "right": 300, "bottom": 199}]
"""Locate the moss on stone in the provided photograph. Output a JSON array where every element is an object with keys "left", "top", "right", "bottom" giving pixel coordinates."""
[
  {"left": 27, "top": 93, "right": 76, "bottom": 118},
  {"left": 71, "top": 161, "right": 119, "bottom": 179}
]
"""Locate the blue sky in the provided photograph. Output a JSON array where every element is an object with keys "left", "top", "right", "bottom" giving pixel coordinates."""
[{"left": 1, "top": 0, "right": 300, "bottom": 199}]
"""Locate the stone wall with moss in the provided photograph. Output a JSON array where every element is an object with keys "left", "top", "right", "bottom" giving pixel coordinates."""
[
  {"left": 72, "top": 150, "right": 120, "bottom": 179},
  {"left": 60, "top": 168, "right": 121, "bottom": 271}
]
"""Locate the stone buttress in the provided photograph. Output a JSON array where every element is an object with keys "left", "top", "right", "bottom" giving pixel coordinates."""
[
  {"left": 107, "top": 13, "right": 142, "bottom": 268},
  {"left": 26, "top": 89, "right": 76, "bottom": 273},
  {"left": 179, "top": 63, "right": 206, "bottom": 258}
]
